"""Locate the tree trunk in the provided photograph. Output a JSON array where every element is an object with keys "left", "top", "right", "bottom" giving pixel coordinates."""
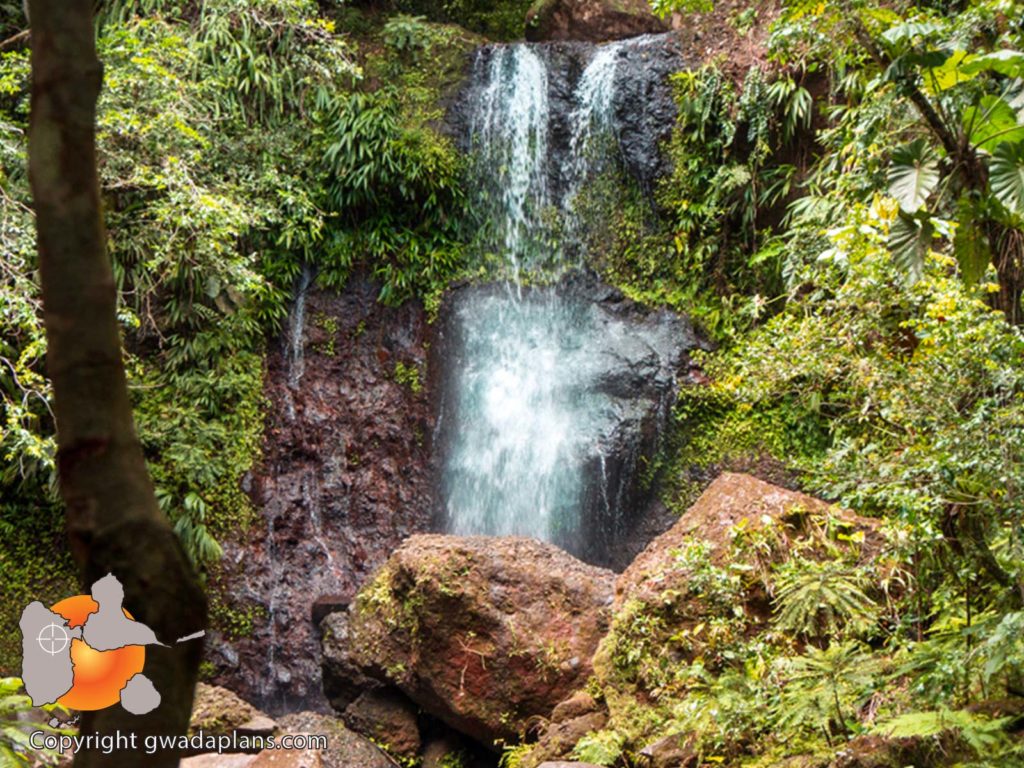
[{"left": 28, "top": 2, "right": 206, "bottom": 765}]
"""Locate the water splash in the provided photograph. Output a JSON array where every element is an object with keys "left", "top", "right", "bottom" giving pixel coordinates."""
[{"left": 443, "top": 290, "right": 596, "bottom": 545}]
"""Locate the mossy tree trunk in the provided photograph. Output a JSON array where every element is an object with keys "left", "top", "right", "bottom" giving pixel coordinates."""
[{"left": 28, "top": 2, "right": 206, "bottom": 765}]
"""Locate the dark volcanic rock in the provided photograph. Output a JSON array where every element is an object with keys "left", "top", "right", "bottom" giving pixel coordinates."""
[
  {"left": 323, "top": 534, "right": 615, "bottom": 749},
  {"left": 209, "top": 275, "right": 436, "bottom": 713},
  {"left": 525, "top": 0, "right": 667, "bottom": 42},
  {"left": 320, "top": 612, "right": 382, "bottom": 711}
]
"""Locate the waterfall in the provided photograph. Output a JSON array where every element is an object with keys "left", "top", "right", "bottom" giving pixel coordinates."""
[
  {"left": 440, "top": 37, "right": 671, "bottom": 556},
  {"left": 468, "top": 45, "right": 551, "bottom": 278}
]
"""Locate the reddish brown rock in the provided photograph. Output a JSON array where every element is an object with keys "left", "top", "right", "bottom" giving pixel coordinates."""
[
  {"left": 516, "top": 692, "right": 610, "bottom": 768},
  {"left": 617, "top": 472, "right": 883, "bottom": 609},
  {"left": 526, "top": 0, "right": 667, "bottom": 42},
  {"left": 342, "top": 689, "right": 421, "bottom": 759},
  {"left": 209, "top": 277, "right": 437, "bottom": 711},
  {"left": 324, "top": 534, "right": 615, "bottom": 748}
]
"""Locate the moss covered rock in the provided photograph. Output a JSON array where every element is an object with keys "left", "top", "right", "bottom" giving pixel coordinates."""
[
  {"left": 189, "top": 683, "right": 274, "bottom": 739},
  {"left": 322, "top": 534, "right": 615, "bottom": 748}
]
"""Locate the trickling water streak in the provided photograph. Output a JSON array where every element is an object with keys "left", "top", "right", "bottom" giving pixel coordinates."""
[
  {"left": 285, "top": 264, "right": 314, "bottom": 421},
  {"left": 564, "top": 41, "right": 624, "bottom": 213},
  {"left": 303, "top": 471, "right": 336, "bottom": 572}
]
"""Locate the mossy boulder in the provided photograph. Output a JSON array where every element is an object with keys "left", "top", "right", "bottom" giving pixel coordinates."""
[
  {"left": 321, "top": 534, "right": 615, "bottom": 748},
  {"left": 525, "top": 0, "right": 667, "bottom": 42},
  {"left": 616, "top": 472, "right": 884, "bottom": 609},
  {"left": 596, "top": 473, "right": 884, "bottom": 696},
  {"left": 189, "top": 683, "right": 275, "bottom": 740},
  {"left": 274, "top": 712, "right": 393, "bottom": 768},
  {"left": 547, "top": 473, "right": 886, "bottom": 764}
]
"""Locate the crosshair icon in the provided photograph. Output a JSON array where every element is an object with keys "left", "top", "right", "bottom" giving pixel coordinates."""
[{"left": 37, "top": 623, "right": 69, "bottom": 656}]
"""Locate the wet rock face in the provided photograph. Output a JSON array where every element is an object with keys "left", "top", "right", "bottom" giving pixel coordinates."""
[
  {"left": 322, "top": 535, "right": 615, "bottom": 748},
  {"left": 208, "top": 275, "right": 437, "bottom": 714},
  {"left": 525, "top": 0, "right": 668, "bottom": 43}
]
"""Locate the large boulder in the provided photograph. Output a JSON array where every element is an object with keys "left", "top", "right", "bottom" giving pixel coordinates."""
[
  {"left": 322, "top": 535, "right": 615, "bottom": 748},
  {"left": 560, "top": 474, "right": 885, "bottom": 763},
  {"left": 600, "top": 474, "right": 883, "bottom": 689},
  {"left": 617, "top": 472, "right": 884, "bottom": 609},
  {"left": 526, "top": 0, "right": 667, "bottom": 42}
]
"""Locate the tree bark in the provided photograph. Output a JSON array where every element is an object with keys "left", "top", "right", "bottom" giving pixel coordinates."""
[{"left": 28, "top": 3, "right": 206, "bottom": 765}]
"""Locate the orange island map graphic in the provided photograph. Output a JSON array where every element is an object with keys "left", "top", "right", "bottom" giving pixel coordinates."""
[{"left": 19, "top": 574, "right": 204, "bottom": 714}]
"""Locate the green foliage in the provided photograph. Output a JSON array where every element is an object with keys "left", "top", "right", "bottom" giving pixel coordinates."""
[
  {"left": 888, "top": 138, "right": 940, "bottom": 214},
  {"left": 991, "top": 140, "right": 1024, "bottom": 217},
  {"left": 320, "top": 87, "right": 466, "bottom": 305},
  {"left": 0, "top": 500, "right": 76, "bottom": 673},
  {"left": 775, "top": 641, "right": 877, "bottom": 741},
  {"left": 872, "top": 708, "right": 1012, "bottom": 755},
  {"left": 437, "top": 750, "right": 470, "bottom": 768},
  {"left": 392, "top": 0, "right": 531, "bottom": 40},
  {"left": 393, "top": 361, "right": 424, "bottom": 394},
  {"left": 570, "top": 729, "right": 625, "bottom": 766},
  {"left": 381, "top": 14, "right": 436, "bottom": 56},
  {"left": 0, "top": 0, "right": 473, "bottom": 577},
  {"left": 600, "top": 63, "right": 803, "bottom": 342},
  {"left": 772, "top": 557, "right": 878, "bottom": 640},
  {"left": 0, "top": 678, "right": 66, "bottom": 767}
]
